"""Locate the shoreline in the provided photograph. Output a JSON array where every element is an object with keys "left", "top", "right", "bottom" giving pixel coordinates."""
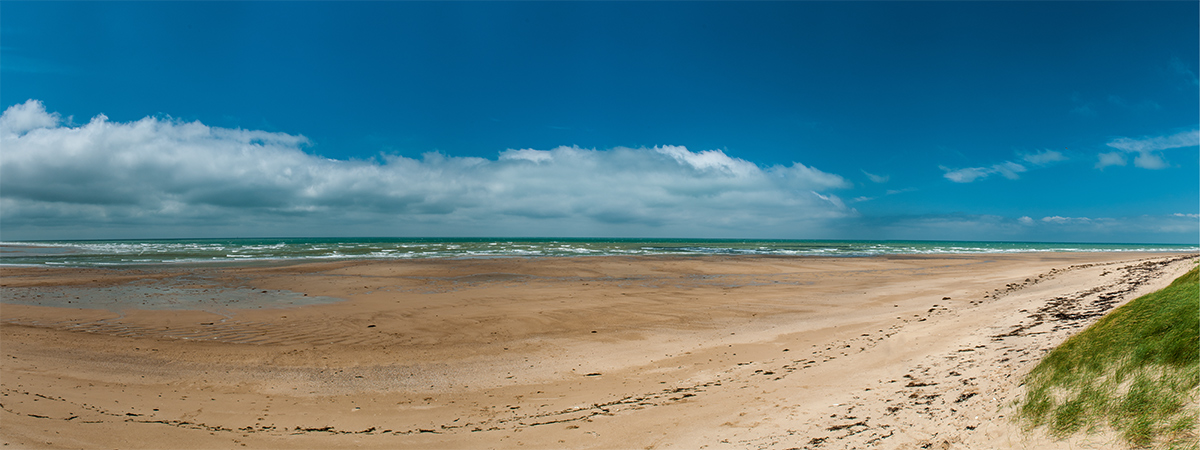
[
  {"left": 2, "top": 252, "right": 1197, "bottom": 448},
  {"left": 2, "top": 249, "right": 1198, "bottom": 273},
  {"left": 4, "top": 238, "right": 1196, "bottom": 268}
]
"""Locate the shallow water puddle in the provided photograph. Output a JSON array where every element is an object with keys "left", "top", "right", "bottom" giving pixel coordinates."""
[{"left": 0, "top": 278, "right": 342, "bottom": 312}]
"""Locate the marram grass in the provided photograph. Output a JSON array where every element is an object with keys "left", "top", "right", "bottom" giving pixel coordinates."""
[{"left": 1018, "top": 266, "right": 1199, "bottom": 449}]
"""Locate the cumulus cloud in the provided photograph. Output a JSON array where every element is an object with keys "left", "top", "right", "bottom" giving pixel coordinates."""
[
  {"left": 1131, "top": 152, "right": 1168, "bottom": 170},
  {"left": 1103, "top": 128, "right": 1200, "bottom": 170},
  {"left": 498, "top": 148, "right": 552, "bottom": 163},
  {"left": 0, "top": 99, "right": 62, "bottom": 136},
  {"left": 0, "top": 100, "right": 854, "bottom": 238},
  {"left": 1095, "top": 151, "right": 1127, "bottom": 169},
  {"left": 940, "top": 161, "right": 1026, "bottom": 183}
]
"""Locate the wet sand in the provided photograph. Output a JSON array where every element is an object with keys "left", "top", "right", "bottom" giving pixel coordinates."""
[{"left": 1, "top": 253, "right": 1196, "bottom": 449}]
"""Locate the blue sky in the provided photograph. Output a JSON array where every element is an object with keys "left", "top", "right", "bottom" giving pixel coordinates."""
[{"left": 2, "top": 1, "right": 1197, "bottom": 243}]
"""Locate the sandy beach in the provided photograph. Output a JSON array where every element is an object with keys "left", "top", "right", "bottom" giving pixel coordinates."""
[{"left": 1, "top": 252, "right": 1196, "bottom": 449}]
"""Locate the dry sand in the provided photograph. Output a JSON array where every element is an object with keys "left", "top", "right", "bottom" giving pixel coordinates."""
[{"left": 1, "top": 252, "right": 1196, "bottom": 449}]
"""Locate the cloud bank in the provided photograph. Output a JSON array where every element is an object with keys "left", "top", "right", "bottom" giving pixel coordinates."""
[
  {"left": 850, "top": 213, "right": 1198, "bottom": 243},
  {"left": 0, "top": 100, "right": 854, "bottom": 239}
]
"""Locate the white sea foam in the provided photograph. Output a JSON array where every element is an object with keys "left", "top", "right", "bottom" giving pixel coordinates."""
[{"left": 0, "top": 239, "right": 1195, "bottom": 267}]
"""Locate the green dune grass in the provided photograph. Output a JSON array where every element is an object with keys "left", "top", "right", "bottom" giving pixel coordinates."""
[{"left": 1018, "top": 266, "right": 1199, "bottom": 449}]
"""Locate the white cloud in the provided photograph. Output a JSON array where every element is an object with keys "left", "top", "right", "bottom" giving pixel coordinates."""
[
  {"left": 1107, "top": 129, "right": 1199, "bottom": 153},
  {"left": 1028, "top": 214, "right": 1200, "bottom": 238},
  {"left": 811, "top": 191, "right": 849, "bottom": 210},
  {"left": 855, "top": 213, "right": 1198, "bottom": 243},
  {"left": 1021, "top": 150, "right": 1067, "bottom": 166},
  {"left": 1103, "top": 128, "right": 1200, "bottom": 170},
  {"left": 0, "top": 99, "right": 61, "bottom": 136},
  {"left": 940, "top": 166, "right": 989, "bottom": 183},
  {"left": 993, "top": 161, "right": 1026, "bottom": 179},
  {"left": 940, "top": 161, "right": 1026, "bottom": 183},
  {"left": 940, "top": 148, "right": 1066, "bottom": 184},
  {"left": 0, "top": 101, "right": 854, "bottom": 239},
  {"left": 1041, "top": 216, "right": 1091, "bottom": 224},
  {"left": 655, "top": 145, "right": 756, "bottom": 177},
  {"left": 499, "top": 148, "right": 553, "bottom": 163},
  {"left": 1132, "top": 152, "right": 1168, "bottom": 170},
  {"left": 861, "top": 170, "right": 889, "bottom": 183},
  {"left": 1095, "top": 151, "right": 1127, "bottom": 169}
]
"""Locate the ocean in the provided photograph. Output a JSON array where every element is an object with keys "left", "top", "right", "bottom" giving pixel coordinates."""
[{"left": 1, "top": 238, "right": 1196, "bottom": 267}]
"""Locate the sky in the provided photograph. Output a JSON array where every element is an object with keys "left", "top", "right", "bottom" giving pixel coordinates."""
[{"left": 1, "top": 1, "right": 1197, "bottom": 243}]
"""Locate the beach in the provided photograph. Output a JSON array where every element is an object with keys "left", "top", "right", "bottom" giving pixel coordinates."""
[{"left": 1, "top": 252, "right": 1196, "bottom": 449}]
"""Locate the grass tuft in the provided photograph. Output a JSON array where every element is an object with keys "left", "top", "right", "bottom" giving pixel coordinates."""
[{"left": 1017, "top": 266, "right": 1199, "bottom": 449}]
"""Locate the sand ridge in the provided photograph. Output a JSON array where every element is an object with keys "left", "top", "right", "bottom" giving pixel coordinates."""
[{"left": 1, "top": 253, "right": 1196, "bottom": 449}]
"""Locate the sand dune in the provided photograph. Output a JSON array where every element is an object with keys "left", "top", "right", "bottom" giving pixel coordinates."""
[{"left": 2, "top": 253, "right": 1195, "bottom": 449}]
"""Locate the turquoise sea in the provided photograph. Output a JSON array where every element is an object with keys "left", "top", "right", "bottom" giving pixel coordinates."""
[{"left": 1, "top": 238, "right": 1196, "bottom": 267}]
